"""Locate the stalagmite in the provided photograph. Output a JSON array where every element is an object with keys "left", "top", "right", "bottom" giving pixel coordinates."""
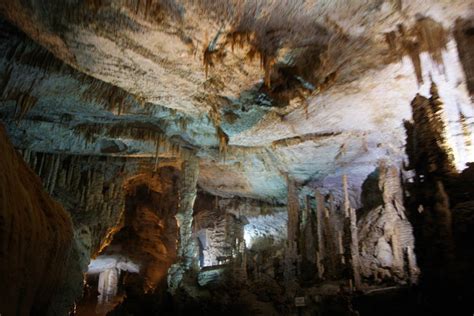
[
  {"left": 287, "top": 177, "right": 299, "bottom": 250},
  {"left": 407, "top": 83, "right": 456, "bottom": 177},
  {"left": 302, "top": 194, "right": 316, "bottom": 268},
  {"left": 458, "top": 109, "right": 473, "bottom": 159},
  {"left": 348, "top": 207, "right": 361, "bottom": 290},
  {"left": 338, "top": 231, "right": 345, "bottom": 264},
  {"left": 343, "top": 175, "right": 350, "bottom": 217},
  {"left": 390, "top": 226, "right": 403, "bottom": 274},
  {"left": 433, "top": 181, "right": 454, "bottom": 263},
  {"left": 315, "top": 190, "right": 325, "bottom": 279},
  {"left": 97, "top": 268, "right": 120, "bottom": 304},
  {"left": 406, "top": 246, "right": 419, "bottom": 285},
  {"left": 284, "top": 177, "right": 299, "bottom": 282},
  {"left": 342, "top": 175, "right": 361, "bottom": 289},
  {"left": 323, "top": 195, "right": 338, "bottom": 278},
  {"left": 302, "top": 195, "right": 310, "bottom": 227},
  {"left": 168, "top": 157, "right": 200, "bottom": 291}
]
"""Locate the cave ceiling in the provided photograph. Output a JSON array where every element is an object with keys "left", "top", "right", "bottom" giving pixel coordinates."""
[{"left": 0, "top": 0, "right": 472, "bottom": 202}]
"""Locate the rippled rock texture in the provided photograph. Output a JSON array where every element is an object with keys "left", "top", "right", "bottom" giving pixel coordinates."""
[{"left": 0, "top": 123, "right": 73, "bottom": 315}]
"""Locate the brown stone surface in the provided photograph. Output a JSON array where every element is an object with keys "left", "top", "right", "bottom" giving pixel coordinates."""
[{"left": 0, "top": 123, "right": 73, "bottom": 315}]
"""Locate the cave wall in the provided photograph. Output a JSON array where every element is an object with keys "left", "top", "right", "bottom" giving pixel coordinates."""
[
  {"left": 13, "top": 148, "right": 186, "bottom": 313},
  {"left": 16, "top": 150, "right": 128, "bottom": 253},
  {"left": 107, "top": 167, "right": 181, "bottom": 291},
  {"left": 0, "top": 123, "right": 73, "bottom": 315}
]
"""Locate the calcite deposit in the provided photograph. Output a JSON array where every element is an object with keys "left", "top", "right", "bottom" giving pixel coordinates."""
[{"left": 0, "top": 1, "right": 473, "bottom": 315}]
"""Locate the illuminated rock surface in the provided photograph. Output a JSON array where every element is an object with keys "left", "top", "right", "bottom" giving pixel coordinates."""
[{"left": 0, "top": 1, "right": 473, "bottom": 315}]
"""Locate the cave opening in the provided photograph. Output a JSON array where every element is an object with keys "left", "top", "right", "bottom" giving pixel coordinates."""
[{"left": 76, "top": 168, "right": 181, "bottom": 315}]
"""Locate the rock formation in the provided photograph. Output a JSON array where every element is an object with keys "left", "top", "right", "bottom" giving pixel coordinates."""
[
  {"left": 0, "top": 1, "right": 473, "bottom": 315},
  {"left": 0, "top": 123, "right": 73, "bottom": 315},
  {"left": 358, "top": 164, "right": 419, "bottom": 284}
]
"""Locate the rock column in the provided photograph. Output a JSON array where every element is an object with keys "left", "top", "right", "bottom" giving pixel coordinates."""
[{"left": 168, "top": 157, "right": 199, "bottom": 292}]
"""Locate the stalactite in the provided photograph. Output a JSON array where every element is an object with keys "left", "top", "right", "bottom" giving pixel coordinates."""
[
  {"left": 81, "top": 78, "right": 134, "bottom": 115},
  {"left": 12, "top": 92, "right": 38, "bottom": 121},
  {"left": 44, "top": 153, "right": 53, "bottom": 193},
  {"left": 38, "top": 152, "right": 45, "bottom": 177},
  {"left": 74, "top": 121, "right": 191, "bottom": 160},
  {"left": 76, "top": 121, "right": 190, "bottom": 159},
  {"left": 199, "top": 3, "right": 353, "bottom": 100},
  {"left": 413, "top": 17, "right": 447, "bottom": 71},
  {"left": 385, "top": 17, "right": 448, "bottom": 85},
  {"left": 50, "top": 153, "right": 61, "bottom": 194},
  {"left": 215, "top": 125, "right": 228, "bottom": 160},
  {"left": 406, "top": 246, "right": 418, "bottom": 285},
  {"left": 454, "top": 18, "right": 474, "bottom": 98},
  {"left": 203, "top": 30, "right": 226, "bottom": 78},
  {"left": 17, "top": 150, "right": 130, "bottom": 255}
]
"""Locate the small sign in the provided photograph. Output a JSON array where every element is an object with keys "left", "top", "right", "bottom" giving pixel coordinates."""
[{"left": 295, "top": 297, "right": 305, "bottom": 307}]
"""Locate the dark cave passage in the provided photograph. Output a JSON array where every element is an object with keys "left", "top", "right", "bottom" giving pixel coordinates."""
[{"left": 76, "top": 168, "right": 181, "bottom": 315}]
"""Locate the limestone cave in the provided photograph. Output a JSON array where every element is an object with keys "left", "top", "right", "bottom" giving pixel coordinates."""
[{"left": 0, "top": 1, "right": 473, "bottom": 315}]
